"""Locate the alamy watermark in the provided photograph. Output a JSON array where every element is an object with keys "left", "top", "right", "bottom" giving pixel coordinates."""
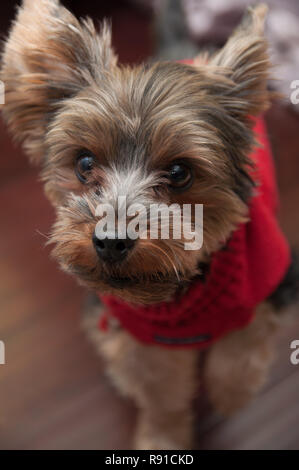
[
  {"left": 290, "top": 80, "right": 299, "bottom": 105},
  {"left": 0, "top": 341, "right": 5, "bottom": 365},
  {"left": 290, "top": 340, "right": 299, "bottom": 365},
  {"left": 0, "top": 80, "right": 4, "bottom": 105},
  {"left": 95, "top": 196, "right": 203, "bottom": 250}
]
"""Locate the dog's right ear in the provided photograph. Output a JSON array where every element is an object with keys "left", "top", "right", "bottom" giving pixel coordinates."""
[{"left": 0, "top": 0, "right": 117, "bottom": 163}]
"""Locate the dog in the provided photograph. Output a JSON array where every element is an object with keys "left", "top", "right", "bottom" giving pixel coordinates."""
[{"left": 1, "top": 0, "right": 298, "bottom": 450}]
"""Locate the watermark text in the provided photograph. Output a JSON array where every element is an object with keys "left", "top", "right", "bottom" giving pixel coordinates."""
[
  {"left": 0, "top": 341, "right": 5, "bottom": 365},
  {"left": 290, "top": 340, "right": 299, "bottom": 365},
  {"left": 95, "top": 197, "right": 203, "bottom": 250}
]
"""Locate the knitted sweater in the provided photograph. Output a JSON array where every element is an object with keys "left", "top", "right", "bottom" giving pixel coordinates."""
[{"left": 98, "top": 117, "right": 290, "bottom": 349}]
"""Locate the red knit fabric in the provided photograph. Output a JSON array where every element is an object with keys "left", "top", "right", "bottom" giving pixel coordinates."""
[{"left": 98, "top": 117, "right": 290, "bottom": 349}]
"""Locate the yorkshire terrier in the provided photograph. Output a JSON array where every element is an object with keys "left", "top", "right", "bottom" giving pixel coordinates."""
[{"left": 1, "top": 0, "right": 298, "bottom": 450}]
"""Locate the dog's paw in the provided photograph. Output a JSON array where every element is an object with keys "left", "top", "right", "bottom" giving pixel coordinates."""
[
  {"left": 134, "top": 411, "right": 193, "bottom": 450},
  {"left": 134, "top": 435, "right": 183, "bottom": 451}
]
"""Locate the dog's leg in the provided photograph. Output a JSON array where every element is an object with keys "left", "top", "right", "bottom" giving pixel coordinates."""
[
  {"left": 82, "top": 296, "right": 198, "bottom": 450},
  {"left": 130, "top": 344, "right": 198, "bottom": 450},
  {"left": 104, "top": 334, "right": 198, "bottom": 450},
  {"left": 203, "top": 303, "right": 280, "bottom": 415}
]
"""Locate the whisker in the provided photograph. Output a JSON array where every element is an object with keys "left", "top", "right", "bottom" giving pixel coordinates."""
[
  {"left": 145, "top": 241, "right": 181, "bottom": 282},
  {"left": 35, "top": 229, "right": 51, "bottom": 240}
]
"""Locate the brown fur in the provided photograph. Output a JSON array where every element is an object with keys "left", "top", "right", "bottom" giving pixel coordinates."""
[
  {"left": 83, "top": 296, "right": 280, "bottom": 449},
  {"left": 1, "top": 1, "right": 282, "bottom": 449}
]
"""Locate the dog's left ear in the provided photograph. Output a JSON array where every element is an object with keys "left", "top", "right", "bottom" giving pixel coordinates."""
[
  {"left": 210, "top": 4, "right": 270, "bottom": 120},
  {"left": 1, "top": 0, "right": 117, "bottom": 163}
]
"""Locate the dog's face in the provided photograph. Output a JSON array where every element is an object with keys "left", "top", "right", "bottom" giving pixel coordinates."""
[{"left": 1, "top": 1, "right": 270, "bottom": 304}]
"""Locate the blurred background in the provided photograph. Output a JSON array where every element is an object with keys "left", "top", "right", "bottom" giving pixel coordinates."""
[{"left": 0, "top": 0, "right": 299, "bottom": 450}]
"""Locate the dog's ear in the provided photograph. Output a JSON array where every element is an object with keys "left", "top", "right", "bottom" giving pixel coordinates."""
[
  {"left": 1, "top": 0, "right": 117, "bottom": 163},
  {"left": 210, "top": 4, "right": 270, "bottom": 120}
]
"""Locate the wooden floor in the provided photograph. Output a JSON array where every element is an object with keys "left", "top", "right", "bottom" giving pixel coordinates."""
[{"left": 0, "top": 1, "right": 299, "bottom": 451}]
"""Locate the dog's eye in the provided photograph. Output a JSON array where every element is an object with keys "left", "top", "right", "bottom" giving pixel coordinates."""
[
  {"left": 168, "top": 162, "right": 193, "bottom": 191},
  {"left": 75, "top": 151, "right": 95, "bottom": 183}
]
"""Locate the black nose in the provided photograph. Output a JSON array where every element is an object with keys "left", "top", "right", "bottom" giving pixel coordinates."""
[{"left": 92, "top": 233, "right": 135, "bottom": 263}]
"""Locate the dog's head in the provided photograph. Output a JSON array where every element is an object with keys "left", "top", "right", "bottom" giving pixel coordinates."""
[{"left": 1, "top": 0, "right": 270, "bottom": 304}]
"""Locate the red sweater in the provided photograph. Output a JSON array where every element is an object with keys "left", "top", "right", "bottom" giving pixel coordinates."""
[{"left": 98, "top": 117, "right": 290, "bottom": 348}]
